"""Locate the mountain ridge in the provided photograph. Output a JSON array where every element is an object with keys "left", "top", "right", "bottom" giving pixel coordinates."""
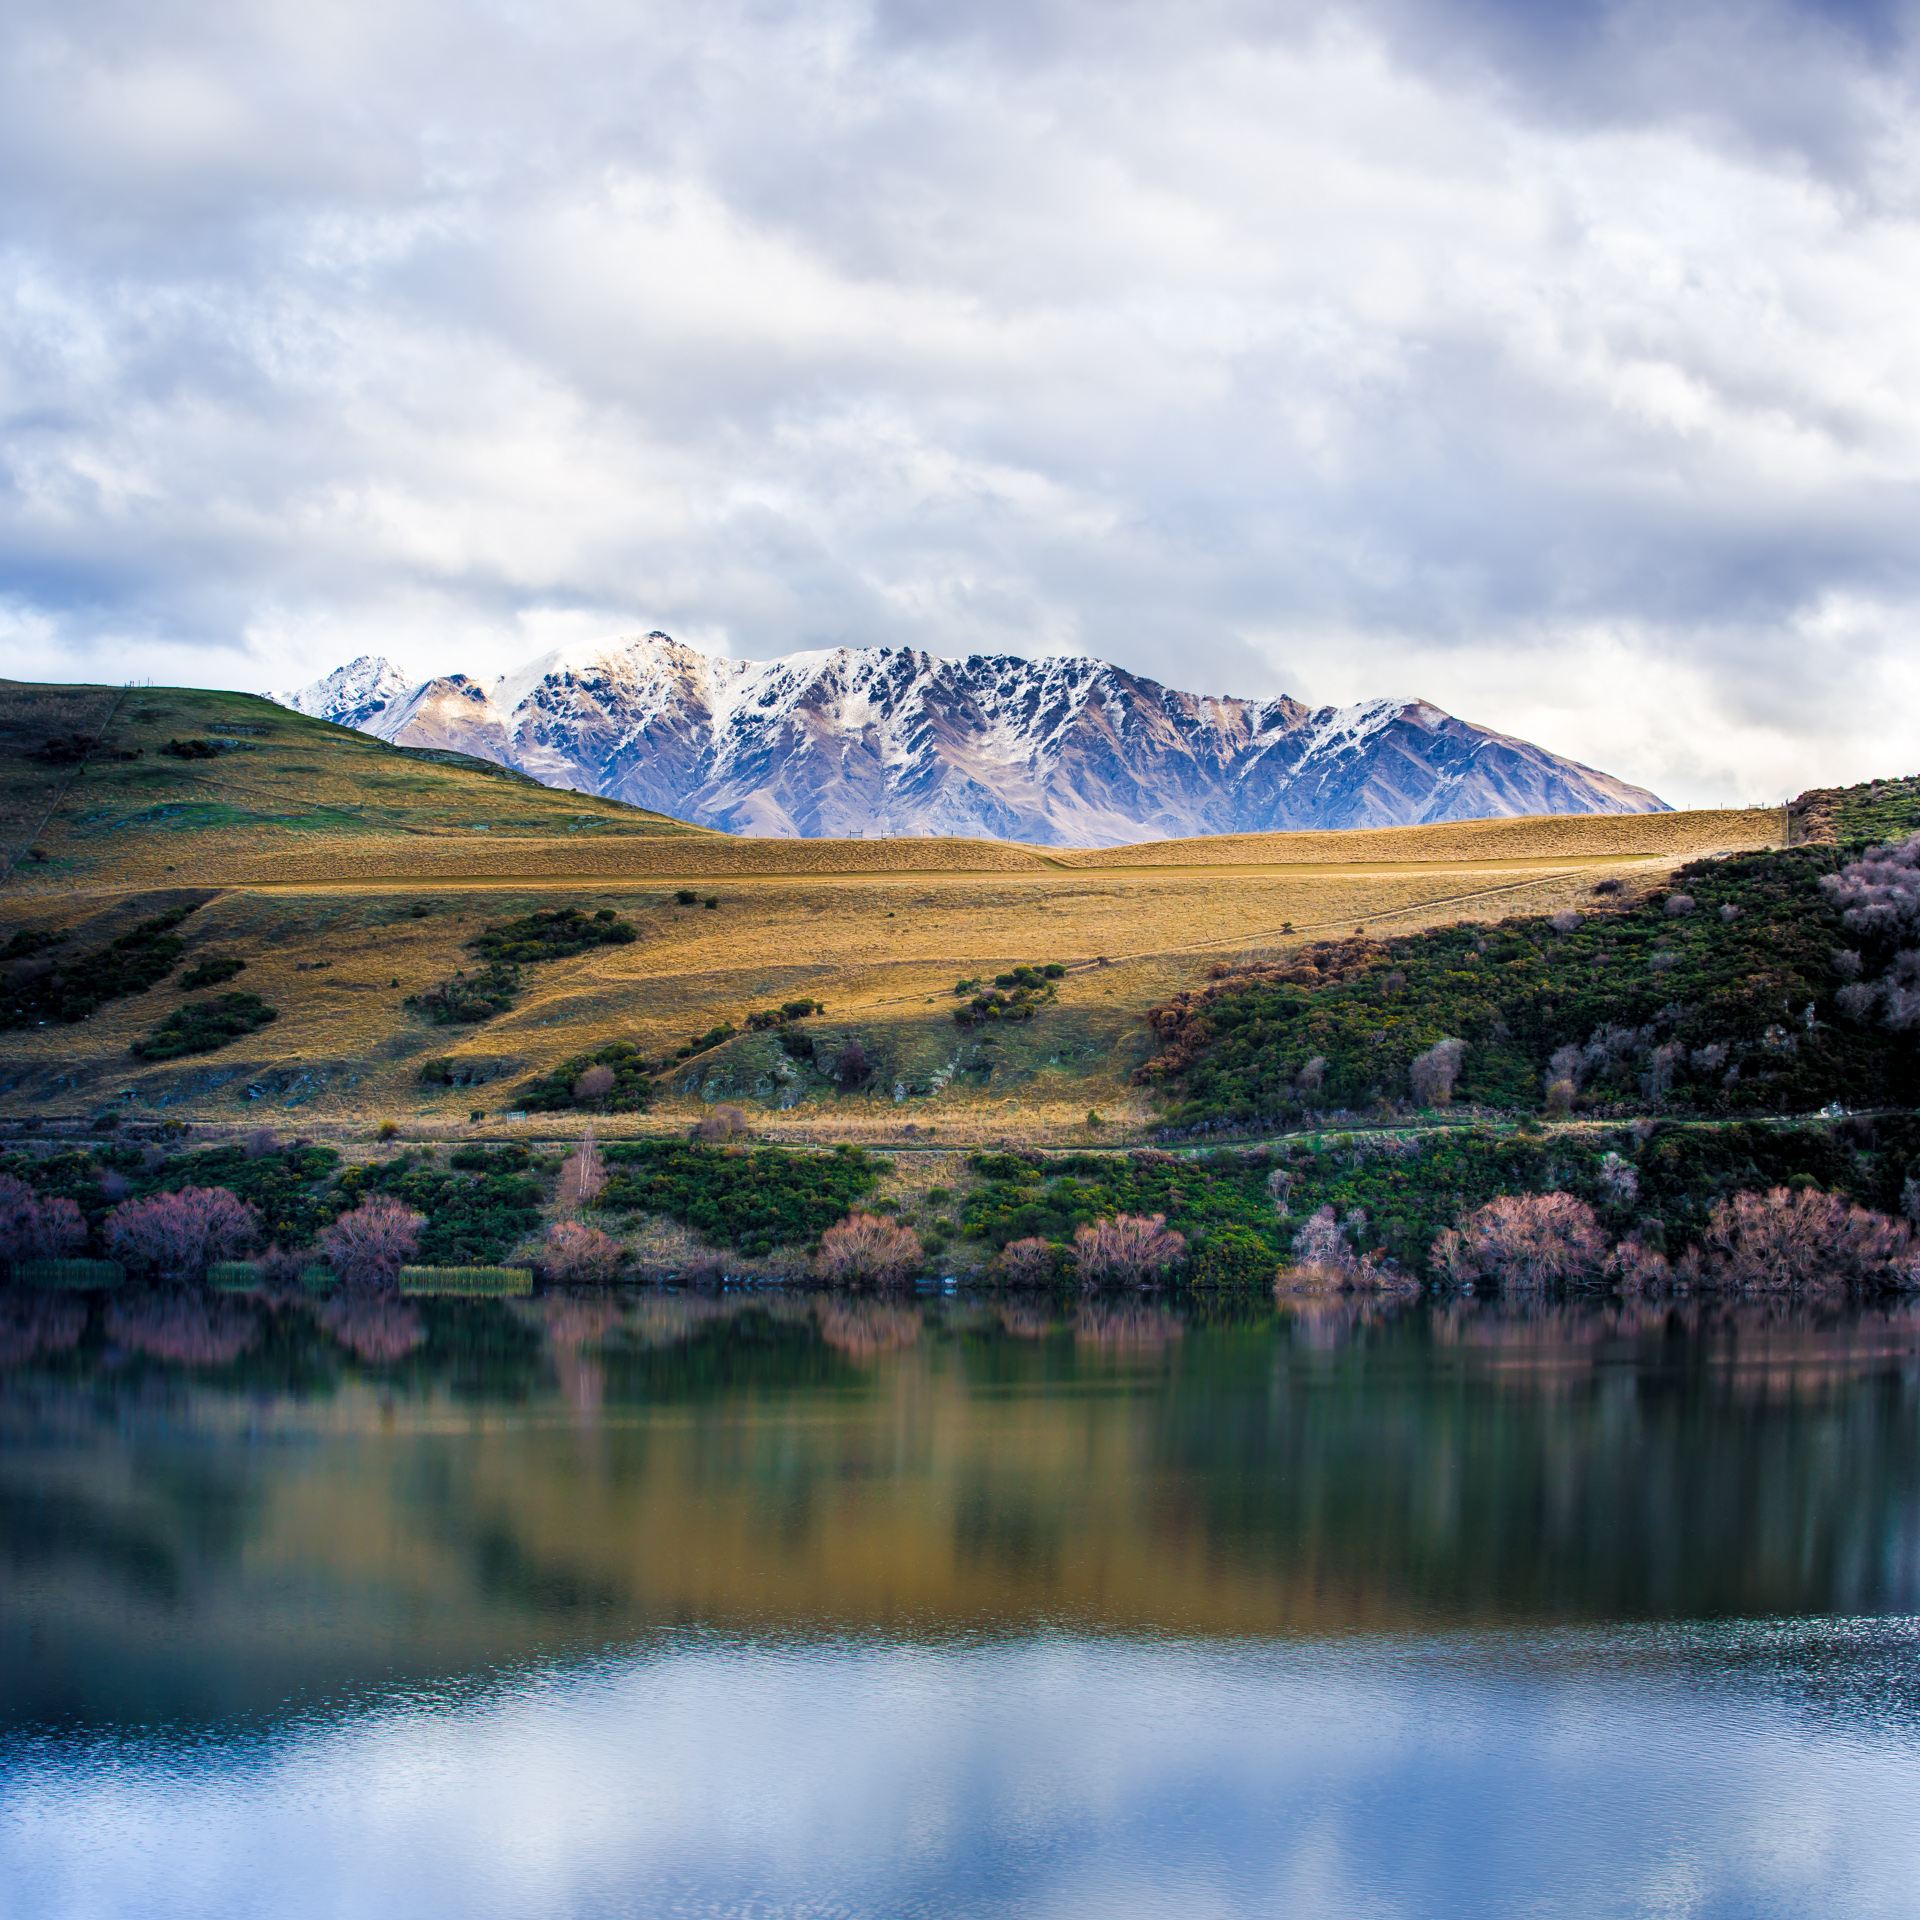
[{"left": 279, "top": 633, "right": 1667, "bottom": 846}]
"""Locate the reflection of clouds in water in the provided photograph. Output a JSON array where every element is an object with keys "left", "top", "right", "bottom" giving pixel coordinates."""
[
  {"left": 106, "top": 1296, "right": 257, "bottom": 1366},
  {"left": 816, "top": 1300, "right": 923, "bottom": 1358},
  {"left": 5, "top": 1631, "right": 1918, "bottom": 1920},
  {"left": 0, "top": 1291, "right": 85, "bottom": 1367},
  {"left": 318, "top": 1297, "right": 425, "bottom": 1364}
]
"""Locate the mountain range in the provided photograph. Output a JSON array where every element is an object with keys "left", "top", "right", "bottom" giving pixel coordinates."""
[{"left": 277, "top": 634, "right": 1666, "bottom": 846}]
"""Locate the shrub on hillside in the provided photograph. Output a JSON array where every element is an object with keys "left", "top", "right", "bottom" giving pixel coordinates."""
[
  {"left": 322, "top": 1197, "right": 427, "bottom": 1290},
  {"left": 1071, "top": 1212, "right": 1187, "bottom": 1286},
  {"left": 518, "top": 1040, "right": 653, "bottom": 1113},
  {"left": 105, "top": 1186, "right": 260, "bottom": 1280},
  {"left": 814, "top": 1211, "right": 923, "bottom": 1285},
  {"left": 1, "top": 903, "right": 201, "bottom": 1030},
  {"left": 132, "top": 992, "right": 278, "bottom": 1059},
  {"left": 180, "top": 955, "right": 246, "bottom": 990}
]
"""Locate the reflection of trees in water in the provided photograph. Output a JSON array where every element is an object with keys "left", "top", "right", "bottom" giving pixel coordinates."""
[
  {"left": 107, "top": 1295, "right": 259, "bottom": 1366},
  {"left": 815, "top": 1298, "right": 923, "bottom": 1358},
  {"left": 1275, "top": 1298, "right": 1407, "bottom": 1349},
  {"left": 1073, "top": 1304, "right": 1184, "bottom": 1353},
  {"left": 997, "top": 1304, "right": 1057, "bottom": 1340},
  {"left": 0, "top": 1289, "right": 86, "bottom": 1366},
  {"left": 318, "top": 1296, "right": 426, "bottom": 1364}
]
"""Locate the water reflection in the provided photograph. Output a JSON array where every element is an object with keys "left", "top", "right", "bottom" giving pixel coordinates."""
[
  {"left": 6, "top": 1287, "right": 1920, "bottom": 1915},
  {"left": 3, "top": 1286, "right": 1920, "bottom": 1729}
]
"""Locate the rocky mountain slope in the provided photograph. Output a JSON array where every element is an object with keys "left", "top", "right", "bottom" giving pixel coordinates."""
[{"left": 279, "top": 634, "right": 1666, "bottom": 845}]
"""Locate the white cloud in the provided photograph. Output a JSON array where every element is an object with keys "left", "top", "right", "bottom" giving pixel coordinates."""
[{"left": 3, "top": 0, "right": 1919, "bottom": 799}]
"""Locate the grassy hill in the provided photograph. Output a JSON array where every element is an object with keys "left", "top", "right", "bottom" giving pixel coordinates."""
[{"left": 2, "top": 674, "right": 1916, "bottom": 1285}]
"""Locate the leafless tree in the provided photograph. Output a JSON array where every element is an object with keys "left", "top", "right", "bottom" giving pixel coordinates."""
[
  {"left": 691, "top": 1105, "right": 752, "bottom": 1142},
  {"left": 556, "top": 1128, "right": 607, "bottom": 1209},
  {"left": 1447, "top": 1193, "right": 1608, "bottom": 1291},
  {"left": 1071, "top": 1212, "right": 1188, "bottom": 1287},
  {"left": 321, "top": 1197, "right": 426, "bottom": 1290},
  {"left": 998, "top": 1236, "right": 1058, "bottom": 1283},
  {"left": 573, "top": 1064, "right": 615, "bottom": 1107},
  {"left": 1703, "top": 1186, "right": 1917, "bottom": 1294},
  {"left": 814, "top": 1211, "right": 923, "bottom": 1285},
  {"left": 1407, "top": 1036, "right": 1465, "bottom": 1107},
  {"left": 0, "top": 1175, "right": 87, "bottom": 1262},
  {"left": 104, "top": 1186, "right": 260, "bottom": 1281},
  {"left": 543, "top": 1219, "right": 625, "bottom": 1283}
]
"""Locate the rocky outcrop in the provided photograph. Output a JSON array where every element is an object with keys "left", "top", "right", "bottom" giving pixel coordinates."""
[{"left": 280, "top": 634, "right": 1667, "bottom": 846}]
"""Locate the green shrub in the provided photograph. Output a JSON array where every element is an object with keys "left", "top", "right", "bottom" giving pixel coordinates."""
[
  {"left": 180, "top": 955, "right": 246, "bottom": 989},
  {"left": 408, "top": 906, "right": 640, "bottom": 1027},
  {"left": 953, "top": 961, "right": 1064, "bottom": 1027},
  {"left": 132, "top": 992, "right": 277, "bottom": 1059},
  {"left": 746, "top": 999, "right": 825, "bottom": 1031},
  {"left": 518, "top": 1040, "right": 654, "bottom": 1112},
  {"left": 1, "top": 903, "right": 202, "bottom": 1029},
  {"left": 599, "top": 1141, "right": 886, "bottom": 1255},
  {"left": 675, "top": 890, "right": 698, "bottom": 905},
  {"left": 336, "top": 1155, "right": 544, "bottom": 1265},
  {"left": 207, "top": 1259, "right": 259, "bottom": 1291},
  {"left": 1143, "top": 847, "right": 1915, "bottom": 1124},
  {"left": 673, "top": 1023, "right": 737, "bottom": 1061}
]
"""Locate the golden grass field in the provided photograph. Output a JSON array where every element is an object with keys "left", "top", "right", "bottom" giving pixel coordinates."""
[{"left": 0, "top": 679, "right": 1784, "bottom": 1158}]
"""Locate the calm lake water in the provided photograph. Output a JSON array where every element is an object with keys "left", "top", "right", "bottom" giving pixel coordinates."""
[{"left": 3, "top": 1288, "right": 1920, "bottom": 1917}]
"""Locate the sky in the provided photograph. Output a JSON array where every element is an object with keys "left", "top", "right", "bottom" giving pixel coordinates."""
[{"left": 4, "top": 0, "right": 1920, "bottom": 807}]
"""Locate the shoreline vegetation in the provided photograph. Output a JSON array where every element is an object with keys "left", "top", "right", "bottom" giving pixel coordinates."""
[{"left": 2, "top": 677, "right": 1918, "bottom": 1308}]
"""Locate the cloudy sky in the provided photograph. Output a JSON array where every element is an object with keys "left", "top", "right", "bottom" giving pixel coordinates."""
[{"left": 4, "top": 0, "right": 1919, "bottom": 806}]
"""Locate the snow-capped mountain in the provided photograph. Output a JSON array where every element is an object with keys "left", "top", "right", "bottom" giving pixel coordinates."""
[{"left": 277, "top": 634, "right": 1667, "bottom": 845}]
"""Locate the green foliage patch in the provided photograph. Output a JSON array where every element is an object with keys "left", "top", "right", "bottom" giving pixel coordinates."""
[
  {"left": 598, "top": 1141, "right": 886, "bottom": 1258},
  {"left": 399, "top": 1265, "right": 531, "bottom": 1296},
  {"left": 338, "top": 1154, "right": 546, "bottom": 1265},
  {"left": 180, "top": 955, "right": 246, "bottom": 989},
  {"left": 518, "top": 1040, "right": 655, "bottom": 1112},
  {"left": 132, "top": 991, "right": 277, "bottom": 1059},
  {"left": 1146, "top": 848, "right": 1916, "bottom": 1127},
  {"left": 1, "top": 903, "right": 201, "bottom": 1029},
  {"left": 961, "top": 1115, "right": 1920, "bottom": 1281},
  {"left": 953, "top": 962, "right": 1066, "bottom": 1027},
  {"left": 407, "top": 904, "right": 640, "bottom": 1027}
]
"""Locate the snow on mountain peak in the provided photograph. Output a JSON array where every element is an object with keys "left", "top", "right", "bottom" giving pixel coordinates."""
[{"left": 273, "top": 634, "right": 1666, "bottom": 844}]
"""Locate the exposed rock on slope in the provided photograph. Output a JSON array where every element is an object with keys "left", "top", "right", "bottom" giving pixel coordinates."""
[{"left": 280, "top": 634, "right": 1666, "bottom": 846}]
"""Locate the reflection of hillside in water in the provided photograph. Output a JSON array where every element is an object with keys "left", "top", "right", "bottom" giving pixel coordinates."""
[{"left": 4, "top": 1289, "right": 1920, "bottom": 1722}]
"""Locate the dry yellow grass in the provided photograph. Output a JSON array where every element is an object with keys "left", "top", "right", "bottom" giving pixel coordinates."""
[{"left": 0, "top": 676, "right": 1773, "bottom": 1145}]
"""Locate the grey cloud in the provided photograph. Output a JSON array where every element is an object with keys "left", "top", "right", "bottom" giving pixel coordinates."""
[{"left": 2, "top": 0, "right": 1918, "bottom": 807}]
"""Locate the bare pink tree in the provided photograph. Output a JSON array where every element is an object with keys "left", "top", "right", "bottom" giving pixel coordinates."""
[
  {"left": 104, "top": 1186, "right": 260, "bottom": 1281},
  {"left": 691, "top": 1106, "right": 752, "bottom": 1142},
  {"left": 814, "top": 1211, "right": 923, "bottom": 1285},
  {"left": 998, "top": 1237, "right": 1057, "bottom": 1283},
  {"left": 1450, "top": 1193, "right": 1608, "bottom": 1291},
  {"left": 0, "top": 1174, "right": 87, "bottom": 1262},
  {"left": 573, "top": 1064, "right": 615, "bottom": 1108},
  {"left": 1703, "top": 1186, "right": 1916, "bottom": 1294},
  {"left": 1407, "top": 1037, "right": 1466, "bottom": 1107},
  {"left": 542, "top": 1219, "right": 626, "bottom": 1283},
  {"left": 321, "top": 1197, "right": 427, "bottom": 1290},
  {"left": 1071, "top": 1212, "right": 1187, "bottom": 1287},
  {"left": 556, "top": 1129, "right": 607, "bottom": 1211}
]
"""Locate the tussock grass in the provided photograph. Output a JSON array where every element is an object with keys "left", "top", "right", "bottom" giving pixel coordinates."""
[{"left": 9, "top": 1257, "right": 124, "bottom": 1288}]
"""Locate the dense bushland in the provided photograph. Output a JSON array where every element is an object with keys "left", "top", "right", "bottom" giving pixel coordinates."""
[
  {"left": 961, "top": 1115, "right": 1920, "bottom": 1282},
  {"left": 1140, "top": 845, "right": 1920, "bottom": 1127},
  {"left": 1, "top": 904, "right": 201, "bottom": 1028},
  {"left": 597, "top": 1141, "right": 885, "bottom": 1258},
  {"left": 335, "top": 1152, "right": 545, "bottom": 1266},
  {"left": 179, "top": 955, "right": 246, "bottom": 989}
]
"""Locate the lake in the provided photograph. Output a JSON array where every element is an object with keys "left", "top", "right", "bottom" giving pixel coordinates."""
[{"left": 3, "top": 1287, "right": 1920, "bottom": 1917}]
